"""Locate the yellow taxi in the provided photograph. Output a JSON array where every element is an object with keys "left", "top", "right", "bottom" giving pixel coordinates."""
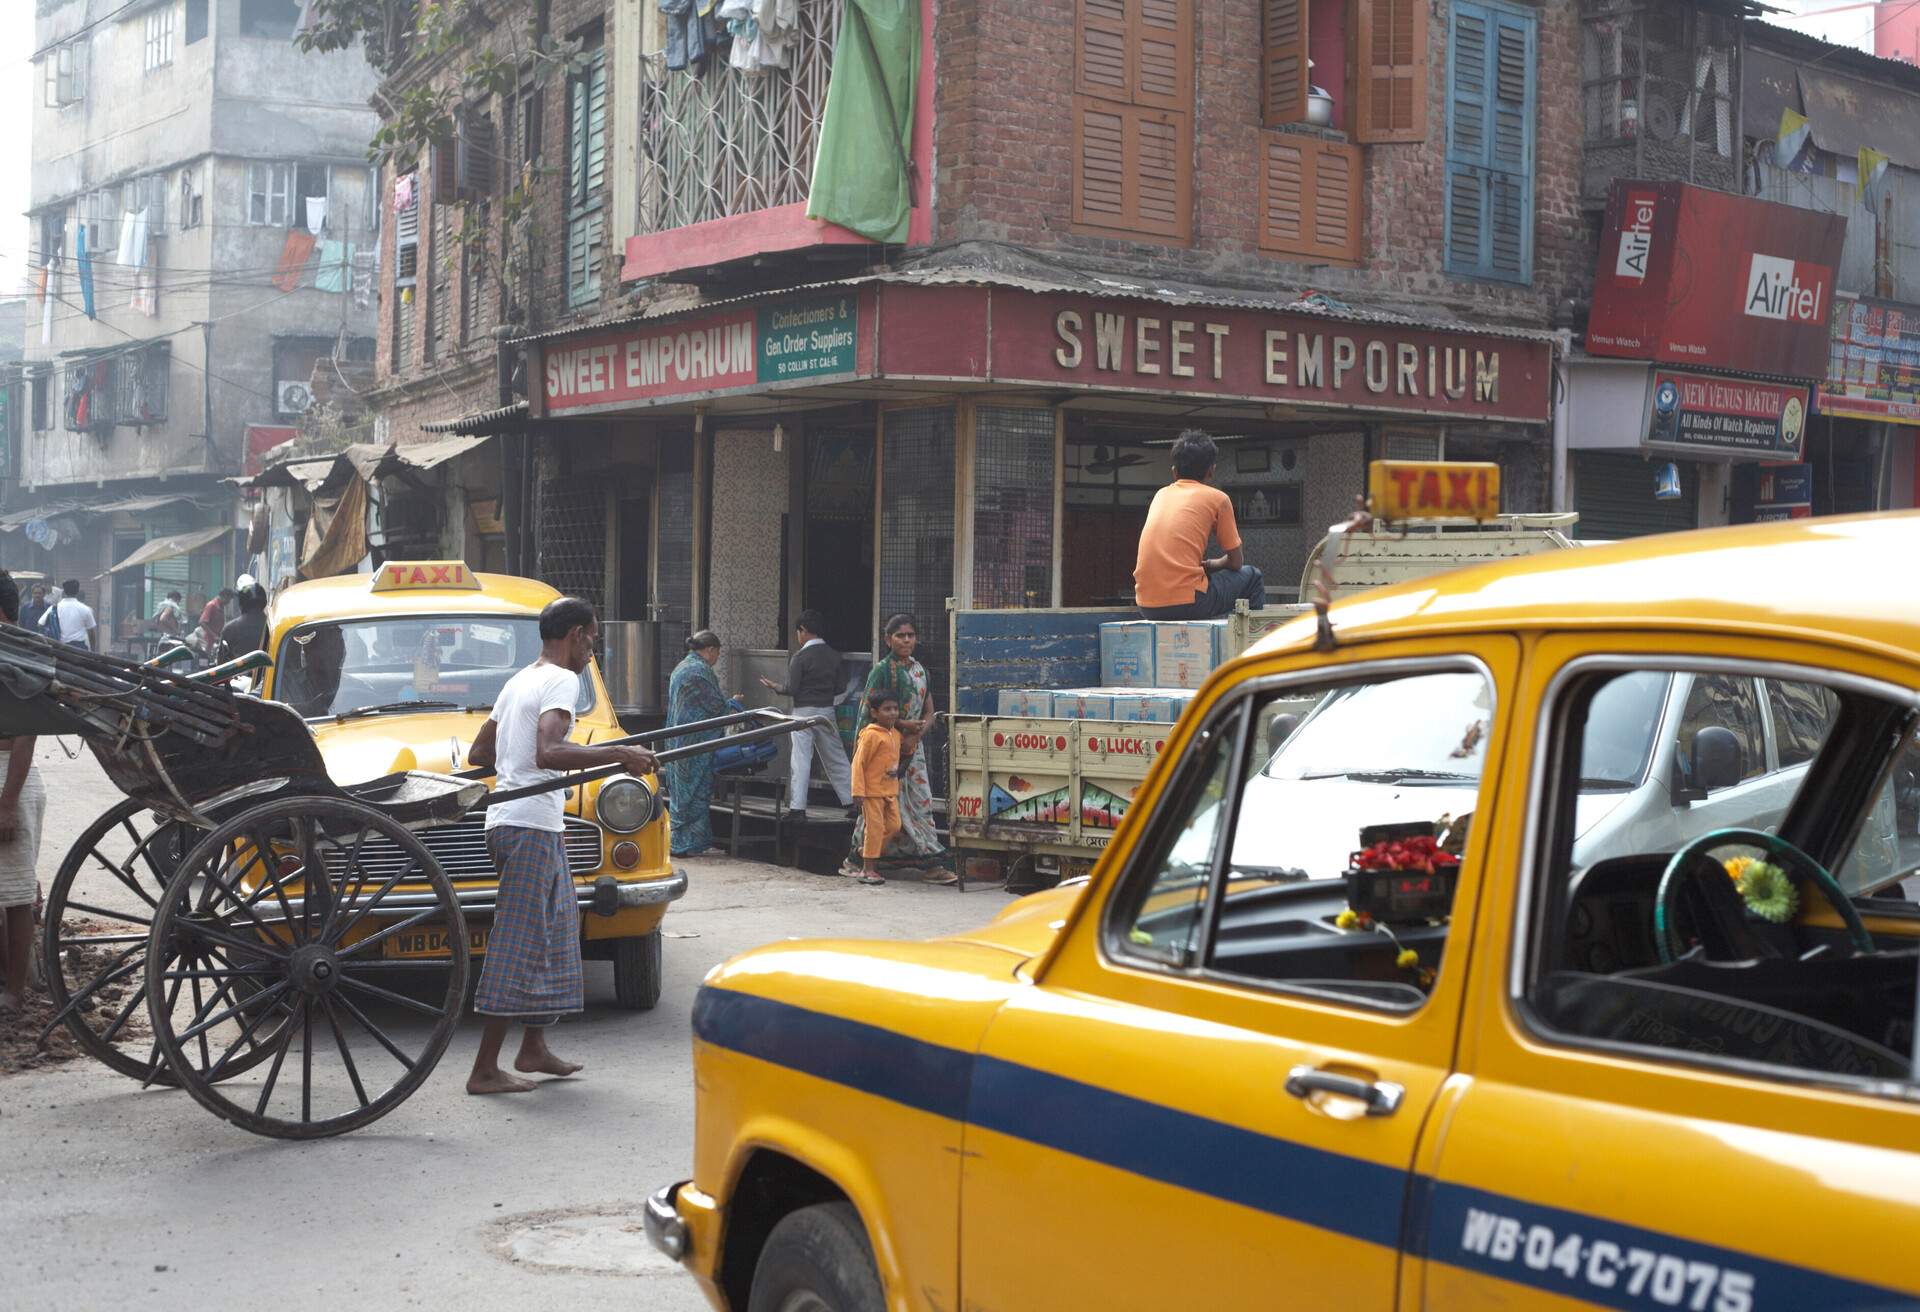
[
  {"left": 258, "top": 561, "right": 681, "bottom": 1008},
  {"left": 646, "top": 499, "right": 1920, "bottom": 1311}
]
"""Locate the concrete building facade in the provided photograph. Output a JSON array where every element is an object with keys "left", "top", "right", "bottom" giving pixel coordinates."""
[{"left": 13, "top": 0, "right": 379, "bottom": 643}]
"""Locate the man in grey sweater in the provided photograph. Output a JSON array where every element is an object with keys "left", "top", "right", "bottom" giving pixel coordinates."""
[{"left": 758, "top": 609, "right": 855, "bottom": 819}]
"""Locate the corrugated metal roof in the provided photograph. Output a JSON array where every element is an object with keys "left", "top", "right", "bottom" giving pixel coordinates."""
[
  {"left": 511, "top": 251, "right": 1559, "bottom": 348},
  {"left": 0, "top": 491, "right": 211, "bottom": 532},
  {"left": 418, "top": 401, "right": 528, "bottom": 435}
]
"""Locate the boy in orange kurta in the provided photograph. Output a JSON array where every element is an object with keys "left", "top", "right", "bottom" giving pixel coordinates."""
[{"left": 849, "top": 691, "right": 906, "bottom": 886}]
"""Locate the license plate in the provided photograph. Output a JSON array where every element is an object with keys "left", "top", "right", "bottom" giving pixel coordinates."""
[{"left": 383, "top": 926, "right": 489, "bottom": 959}]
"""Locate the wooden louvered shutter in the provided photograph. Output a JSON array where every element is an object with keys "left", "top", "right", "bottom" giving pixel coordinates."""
[
  {"left": 1258, "top": 136, "right": 1361, "bottom": 264},
  {"left": 1353, "top": 0, "right": 1426, "bottom": 143},
  {"left": 1072, "top": 0, "right": 1191, "bottom": 243},
  {"left": 1445, "top": 1, "right": 1533, "bottom": 282},
  {"left": 566, "top": 49, "right": 608, "bottom": 307},
  {"left": 1262, "top": 0, "right": 1308, "bottom": 126}
]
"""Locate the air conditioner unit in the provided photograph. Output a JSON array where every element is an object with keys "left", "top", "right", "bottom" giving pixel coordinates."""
[{"left": 277, "top": 380, "right": 313, "bottom": 415}]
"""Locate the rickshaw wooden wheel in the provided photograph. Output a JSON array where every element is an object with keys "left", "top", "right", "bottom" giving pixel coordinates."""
[
  {"left": 41, "top": 798, "right": 292, "bottom": 1087},
  {"left": 145, "top": 796, "right": 470, "bottom": 1140}
]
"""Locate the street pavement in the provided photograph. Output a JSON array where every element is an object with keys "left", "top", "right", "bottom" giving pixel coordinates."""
[{"left": 0, "top": 743, "right": 1004, "bottom": 1312}]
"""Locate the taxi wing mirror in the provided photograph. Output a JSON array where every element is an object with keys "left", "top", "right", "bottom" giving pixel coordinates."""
[{"left": 1674, "top": 726, "right": 1742, "bottom": 804}]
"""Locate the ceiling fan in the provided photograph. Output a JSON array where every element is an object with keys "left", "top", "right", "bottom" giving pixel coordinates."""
[{"left": 1084, "top": 445, "right": 1148, "bottom": 475}]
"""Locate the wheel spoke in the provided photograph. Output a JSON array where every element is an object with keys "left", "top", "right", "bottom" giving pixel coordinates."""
[
  {"left": 141, "top": 968, "right": 188, "bottom": 1090},
  {"left": 174, "top": 980, "right": 291, "bottom": 1046},
  {"left": 321, "top": 997, "right": 370, "bottom": 1109},
  {"left": 254, "top": 1000, "right": 304, "bottom": 1117},
  {"left": 99, "top": 979, "right": 150, "bottom": 1045},
  {"left": 336, "top": 971, "right": 447, "bottom": 1017},
  {"left": 188, "top": 968, "right": 212, "bottom": 1070},
  {"left": 37, "top": 950, "right": 143, "bottom": 1046},
  {"left": 336, "top": 907, "right": 447, "bottom": 960},
  {"left": 196, "top": 861, "right": 292, "bottom": 947},
  {"left": 330, "top": 988, "right": 418, "bottom": 1071},
  {"left": 170, "top": 918, "right": 289, "bottom": 962},
  {"left": 88, "top": 845, "right": 161, "bottom": 911},
  {"left": 57, "top": 933, "right": 150, "bottom": 947},
  {"left": 327, "top": 856, "right": 423, "bottom": 948},
  {"left": 301, "top": 1001, "right": 313, "bottom": 1124},
  {"left": 60, "top": 901, "right": 157, "bottom": 930},
  {"left": 251, "top": 826, "right": 307, "bottom": 947},
  {"left": 158, "top": 965, "right": 281, "bottom": 980},
  {"left": 204, "top": 983, "right": 297, "bottom": 1082},
  {"left": 318, "top": 824, "right": 371, "bottom": 944}
]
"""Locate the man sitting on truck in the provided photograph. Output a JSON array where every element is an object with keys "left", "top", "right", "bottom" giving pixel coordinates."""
[{"left": 1134, "top": 429, "right": 1266, "bottom": 620}]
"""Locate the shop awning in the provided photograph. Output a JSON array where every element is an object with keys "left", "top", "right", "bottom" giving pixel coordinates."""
[
  {"left": 96, "top": 524, "right": 232, "bottom": 577},
  {"left": 419, "top": 402, "right": 526, "bottom": 436},
  {"left": 381, "top": 433, "right": 495, "bottom": 471},
  {"left": 0, "top": 491, "right": 211, "bottom": 533}
]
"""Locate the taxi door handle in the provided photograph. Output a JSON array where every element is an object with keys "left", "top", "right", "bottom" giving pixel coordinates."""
[{"left": 1285, "top": 1066, "right": 1404, "bottom": 1117}]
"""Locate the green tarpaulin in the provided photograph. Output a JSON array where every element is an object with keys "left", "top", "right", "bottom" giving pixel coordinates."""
[{"left": 805, "top": 0, "right": 920, "bottom": 244}]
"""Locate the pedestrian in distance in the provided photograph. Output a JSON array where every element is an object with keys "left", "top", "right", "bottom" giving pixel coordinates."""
[
  {"left": 151, "top": 589, "right": 186, "bottom": 636},
  {"left": 196, "top": 587, "right": 235, "bottom": 656},
  {"left": 846, "top": 613, "right": 951, "bottom": 881},
  {"left": 217, "top": 584, "right": 269, "bottom": 663},
  {"left": 848, "top": 690, "right": 908, "bottom": 886},
  {"left": 21, "top": 584, "right": 53, "bottom": 636},
  {"left": 0, "top": 571, "right": 44, "bottom": 1012},
  {"left": 49, "top": 579, "right": 97, "bottom": 650},
  {"left": 462, "top": 596, "right": 660, "bottom": 1095},
  {"left": 758, "top": 608, "right": 854, "bottom": 820},
  {"left": 1133, "top": 429, "right": 1266, "bottom": 620},
  {"left": 665, "top": 630, "right": 741, "bottom": 857}
]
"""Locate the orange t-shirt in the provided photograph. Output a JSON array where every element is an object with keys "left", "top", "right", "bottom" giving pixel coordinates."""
[
  {"left": 852, "top": 724, "right": 902, "bottom": 798},
  {"left": 1134, "top": 480, "right": 1241, "bottom": 607}
]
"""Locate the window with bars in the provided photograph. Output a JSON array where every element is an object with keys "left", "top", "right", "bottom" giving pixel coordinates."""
[
  {"left": 179, "top": 164, "right": 203, "bottom": 230},
  {"left": 248, "top": 162, "right": 293, "bottom": 226},
  {"left": 44, "top": 41, "right": 86, "bottom": 108},
  {"left": 566, "top": 42, "right": 608, "bottom": 308},
  {"left": 145, "top": 7, "right": 175, "bottom": 71},
  {"left": 63, "top": 345, "right": 170, "bottom": 431},
  {"left": 972, "top": 406, "right": 1057, "bottom": 609},
  {"left": 393, "top": 172, "right": 420, "bottom": 370},
  {"left": 1579, "top": 1, "right": 1741, "bottom": 203}
]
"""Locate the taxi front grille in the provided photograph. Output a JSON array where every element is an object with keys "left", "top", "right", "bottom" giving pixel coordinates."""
[{"left": 321, "top": 816, "right": 603, "bottom": 884}]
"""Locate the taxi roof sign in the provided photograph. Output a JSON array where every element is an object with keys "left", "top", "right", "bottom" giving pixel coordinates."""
[
  {"left": 1368, "top": 460, "right": 1501, "bottom": 524},
  {"left": 369, "top": 561, "right": 483, "bottom": 593}
]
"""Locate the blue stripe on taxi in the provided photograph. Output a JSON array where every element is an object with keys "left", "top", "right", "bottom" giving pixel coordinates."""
[{"left": 693, "top": 986, "right": 1914, "bottom": 1311}]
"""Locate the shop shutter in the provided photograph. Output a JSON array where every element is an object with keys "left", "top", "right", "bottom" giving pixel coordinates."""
[
  {"left": 1262, "top": 0, "right": 1308, "bottom": 126},
  {"left": 1445, "top": 1, "right": 1534, "bottom": 283},
  {"left": 1258, "top": 136, "right": 1361, "bottom": 264},
  {"left": 1353, "top": 0, "right": 1427, "bottom": 143},
  {"left": 1572, "top": 453, "right": 1698, "bottom": 541},
  {"left": 1072, "top": 0, "right": 1192, "bottom": 242}
]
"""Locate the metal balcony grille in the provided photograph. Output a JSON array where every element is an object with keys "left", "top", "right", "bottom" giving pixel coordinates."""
[
  {"left": 636, "top": 0, "right": 844, "bottom": 235},
  {"left": 1580, "top": 1, "right": 1741, "bottom": 204}
]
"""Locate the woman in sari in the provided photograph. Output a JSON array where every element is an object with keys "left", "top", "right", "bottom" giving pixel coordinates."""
[
  {"left": 845, "top": 614, "right": 952, "bottom": 882},
  {"left": 665, "top": 631, "right": 733, "bottom": 857}
]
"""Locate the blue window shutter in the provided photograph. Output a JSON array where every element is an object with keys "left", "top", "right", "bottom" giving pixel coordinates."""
[{"left": 1446, "top": 1, "right": 1534, "bottom": 283}]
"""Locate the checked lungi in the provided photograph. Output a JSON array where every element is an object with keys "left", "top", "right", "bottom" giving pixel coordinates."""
[{"left": 476, "top": 826, "right": 584, "bottom": 1024}]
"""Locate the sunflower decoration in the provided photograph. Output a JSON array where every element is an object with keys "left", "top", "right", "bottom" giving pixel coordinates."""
[{"left": 1724, "top": 854, "right": 1800, "bottom": 924}]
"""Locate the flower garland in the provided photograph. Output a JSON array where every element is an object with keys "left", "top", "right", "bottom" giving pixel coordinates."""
[{"left": 1724, "top": 855, "right": 1799, "bottom": 923}]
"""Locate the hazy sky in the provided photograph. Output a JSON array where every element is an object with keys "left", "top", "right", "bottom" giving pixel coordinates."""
[{"left": 1, "top": 4, "right": 33, "bottom": 298}]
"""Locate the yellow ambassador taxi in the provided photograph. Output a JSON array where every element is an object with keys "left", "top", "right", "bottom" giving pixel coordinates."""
[
  {"left": 258, "top": 561, "right": 681, "bottom": 1009},
  {"left": 646, "top": 498, "right": 1920, "bottom": 1312}
]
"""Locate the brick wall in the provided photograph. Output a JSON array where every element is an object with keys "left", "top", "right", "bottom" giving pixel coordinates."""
[
  {"left": 935, "top": 0, "right": 1585, "bottom": 327},
  {"left": 373, "top": 0, "right": 622, "bottom": 431}
]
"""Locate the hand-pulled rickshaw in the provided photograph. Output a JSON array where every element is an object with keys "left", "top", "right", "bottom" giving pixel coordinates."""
[{"left": 6, "top": 626, "right": 810, "bottom": 1139}]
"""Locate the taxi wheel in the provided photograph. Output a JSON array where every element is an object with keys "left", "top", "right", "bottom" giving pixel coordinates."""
[
  {"left": 747, "top": 1202, "right": 884, "bottom": 1312},
  {"left": 612, "top": 930, "right": 663, "bottom": 1011}
]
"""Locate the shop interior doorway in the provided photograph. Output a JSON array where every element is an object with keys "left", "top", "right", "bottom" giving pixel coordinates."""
[{"left": 802, "top": 425, "right": 874, "bottom": 651}]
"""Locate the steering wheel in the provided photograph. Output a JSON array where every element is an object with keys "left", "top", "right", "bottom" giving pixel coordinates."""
[{"left": 1655, "top": 827, "right": 1874, "bottom": 964}]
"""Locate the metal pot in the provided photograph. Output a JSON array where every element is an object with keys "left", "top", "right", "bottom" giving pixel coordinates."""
[{"left": 1306, "top": 92, "right": 1334, "bottom": 127}]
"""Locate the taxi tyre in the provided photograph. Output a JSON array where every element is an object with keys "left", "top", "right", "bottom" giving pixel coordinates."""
[
  {"left": 612, "top": 929, "right": 664, "bottom": 1011},
  {"left": 746, "top": 1201, "right": 885, "bottom": 1312}
]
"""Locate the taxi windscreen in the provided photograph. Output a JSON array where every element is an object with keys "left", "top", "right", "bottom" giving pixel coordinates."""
[{"left": 273, "top": 616, "right": 597, "bottom": 720}]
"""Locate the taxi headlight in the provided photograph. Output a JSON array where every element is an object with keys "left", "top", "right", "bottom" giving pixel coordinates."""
[{"left": 596, "top": 777, "right": 656, "bottom": 833}]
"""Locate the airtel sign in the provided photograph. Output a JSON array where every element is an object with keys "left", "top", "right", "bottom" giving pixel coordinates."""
[{"left": 1587, "top": 181, "right": 1846, "bottom": 379}]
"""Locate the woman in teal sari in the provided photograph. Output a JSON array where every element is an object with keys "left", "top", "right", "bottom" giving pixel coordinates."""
[
  {"left": 666, "top": 631, "right": 732, "bottom": 857},
  {"left": 845, "top": 614, "right": 952, "bottom": 881}
]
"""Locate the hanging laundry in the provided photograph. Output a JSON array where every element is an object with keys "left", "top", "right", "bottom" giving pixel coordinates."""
[
  {"left": 116, "top": 208, "right": 149, "bottom": 267},
  {"left": 306, "top": 196, "right": 328, "bottom": 234},
  {"left": 351, "top": 249, "right": 377, "bottom": 310},
  {"left": 752, "top": 0, "right": 798, "bottom": 68},
  {"left": 39, "top": 258, "right": 57, "bottom": 344},
  {"left": 76, "top": 226, "right": 96, "bottom": 319},
  {"left": 392, "top": 171, "right": 416, "bottom": 213},
  {"left": 131, "top": 257, "right": 158, "bottom": 316},
  {"left": 313, "top": 240, "right": 352, "bottom": 293},
  {"left": 273, "top": 228, "right": 318, "bottom": 292},
  {"left": 661, "top": 0, "right": 711, "bottom": 71}
]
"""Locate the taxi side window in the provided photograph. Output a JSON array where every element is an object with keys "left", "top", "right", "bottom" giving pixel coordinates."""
[
  {"left": 1111, "top": 665, "right": 1493, "bottom": 1012},
  {"left": 1114, "top": 717, "right": 1240, "bottom": 969},
  {"left": 1765, "top": 678, "right": 1837, "bottom": 767},
  {"left": 1526, "top": 665, "right": 1919, "bottom": 1092},
  {"left": 1676, "top": 675, "right": 1765, "bottom": 783}
]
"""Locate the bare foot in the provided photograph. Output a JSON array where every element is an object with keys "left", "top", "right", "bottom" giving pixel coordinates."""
[
  {"left": 513, "top": 1052, "right": 584, "bottom": 1077},
  {"left": 466, "top": 1069, "right": 537, "bottom": 1095}
]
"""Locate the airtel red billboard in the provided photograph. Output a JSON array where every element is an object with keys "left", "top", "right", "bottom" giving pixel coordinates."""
[{"left": 1587, "top": 181, "right": 1847, "bottom": 379}]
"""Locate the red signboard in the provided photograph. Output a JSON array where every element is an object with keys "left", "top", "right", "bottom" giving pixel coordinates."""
[
  {"left": 542, "top": 307, "right": 759, "bottom": 413},
  {"left": 244, "top": 424, "right": 298, "bottom": 478},
  {"left": 1588, "top": 181, "right": 1847, "bottom": 379},
  {"left": 930, "top": 290, "right": 1552, "bottom": 423}
]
